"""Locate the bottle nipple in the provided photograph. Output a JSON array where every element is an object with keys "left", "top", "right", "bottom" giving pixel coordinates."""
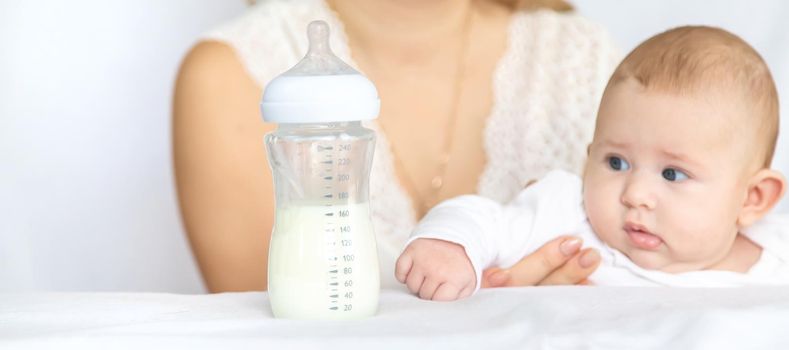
[
  {"left": 260, "top": 20, "right": 380, "bottom": 124},
  {"left": 285, "top": 20, "right": 357, "bottom": 76},
  {"left": 307, "top": 21, "right": 330, "bottom": 57}
]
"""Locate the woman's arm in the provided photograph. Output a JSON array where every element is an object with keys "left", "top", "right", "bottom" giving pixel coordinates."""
[{"left": 173, "top": 41, "right": 275, "bottom": 292}]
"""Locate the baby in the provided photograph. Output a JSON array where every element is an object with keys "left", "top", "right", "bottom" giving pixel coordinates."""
[{"left": 396, "top": 26, "right": 789, "bottom": 301}]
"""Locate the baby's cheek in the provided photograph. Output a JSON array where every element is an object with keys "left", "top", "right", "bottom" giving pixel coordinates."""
[
  {"left": 584, "top": 180, "right": 627, "bottom": 244},
  {"left": 666, "top": 207, "right": 727, "bottom": 258},
  {"left": 586, "top": 201, "right": 619, "bottom": 244}
]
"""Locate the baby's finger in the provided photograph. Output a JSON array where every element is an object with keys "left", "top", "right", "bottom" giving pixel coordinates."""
[
  {"left": 431, "top": 283, "right": 461, "bottom": 302},
  {"left": 457, "top": 284, "right": 475, "bottom": 300},
  {"left": 395, "top": 253, "right": 413, "bottom": 284},
  {"left": 538, "top": 248, "right": 601, "bottom": 286},
  {"left": 418, "top": 278, "right": 441, "bottom": 300},
  {"left": 405, "top": 269, "right": 425, "bottom": 295}
]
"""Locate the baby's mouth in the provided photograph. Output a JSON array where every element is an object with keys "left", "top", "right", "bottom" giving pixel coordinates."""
[{"left": 624, "top": 222, "right": 663, "bottom": 250}]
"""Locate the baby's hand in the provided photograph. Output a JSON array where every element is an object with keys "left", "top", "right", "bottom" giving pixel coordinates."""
[{"left": 395, "top": 238, "right": 476, "bottom": 301}]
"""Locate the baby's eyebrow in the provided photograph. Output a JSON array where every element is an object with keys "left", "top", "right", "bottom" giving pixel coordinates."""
[
  {"left": 659, "top": 150, "right": 701, "bottom": 167},
  {"left": 596, "top": 140, "right": 704, "bottom": 168},
  {"left": 597, "top": 140, "right": 629, "bottom": 149}
]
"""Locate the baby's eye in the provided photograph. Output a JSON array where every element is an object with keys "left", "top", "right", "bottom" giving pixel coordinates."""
[
  {"left": 607, "top": 156, "right": 630, "bottom": 171},
  {"left": 662, "top": 168, "right": 689, "bottom": 182}
]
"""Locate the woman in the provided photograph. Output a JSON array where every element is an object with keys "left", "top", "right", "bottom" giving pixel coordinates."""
[{"left": 173, "top": 0, "right": 616, "bottom": 292}]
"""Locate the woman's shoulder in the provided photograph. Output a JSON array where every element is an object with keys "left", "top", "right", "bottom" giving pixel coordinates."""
[{"left": 197, "top": 0, "right": 341, "bottom": 88}]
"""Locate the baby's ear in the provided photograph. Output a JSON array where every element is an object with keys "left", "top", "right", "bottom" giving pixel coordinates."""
[{"left": 737, "top": 169, "right": 787, "bottom": 227}]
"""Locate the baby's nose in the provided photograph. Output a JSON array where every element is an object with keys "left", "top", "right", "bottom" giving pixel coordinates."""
[{"left": 620, "top": 175, "right": 656, "bottom": 210}]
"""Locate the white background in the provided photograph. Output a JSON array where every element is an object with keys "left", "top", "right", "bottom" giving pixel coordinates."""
[{"left": 1, "top": 0, "right": 787, "bottom": 293}]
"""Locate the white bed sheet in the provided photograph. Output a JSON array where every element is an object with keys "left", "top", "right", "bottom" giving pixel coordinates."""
[{"left": 3, "top": 287, "right": 789, "bottom": 349}]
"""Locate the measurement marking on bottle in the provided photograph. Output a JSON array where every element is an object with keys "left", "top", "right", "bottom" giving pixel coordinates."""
[
  {"left": 321, "top": 160, "right": 333, "bottom": 165},
  {"left": 323, "top": 194, "right": 333, "bottom": 198},
  {"left": 324, "top": 176, "right": 333, "bottom": 180},
  {"left": 318, "top": 145, "right": 333, "bottom": 151}
]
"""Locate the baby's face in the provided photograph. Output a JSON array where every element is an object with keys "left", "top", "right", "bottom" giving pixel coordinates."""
[{"left": 583, "top": 80, "right": 755, "bottom": 272}]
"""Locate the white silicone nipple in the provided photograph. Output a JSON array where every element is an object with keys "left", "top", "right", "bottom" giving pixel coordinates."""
[
  {"left": 260, "top": 20, "right": 380, "bottom": 123},
  {"left": 285, "top": 20, "right": 357, "bottom": 76}
]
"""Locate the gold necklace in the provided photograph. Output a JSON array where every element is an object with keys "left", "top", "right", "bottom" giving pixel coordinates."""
[{"left": 377, "top": 4, "right": 474, "bottom": 217}]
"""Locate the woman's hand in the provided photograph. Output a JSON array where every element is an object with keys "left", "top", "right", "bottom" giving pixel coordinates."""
[{"left": 481, "top": 236, "right": 601, "bottom": 287}]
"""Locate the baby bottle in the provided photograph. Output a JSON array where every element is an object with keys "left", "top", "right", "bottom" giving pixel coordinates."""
[{"left": 261, "top": 21, "right": 380, "bottom": 319}]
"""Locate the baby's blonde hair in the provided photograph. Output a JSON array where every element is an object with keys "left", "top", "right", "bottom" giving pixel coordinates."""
[{"left": 606, "top": 26, "right": 779, "bottom": 167}]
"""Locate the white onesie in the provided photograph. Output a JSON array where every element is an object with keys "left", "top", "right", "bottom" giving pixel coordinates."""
[{"left": 408, "top": 170, "right": 789, "bottom": 292}]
